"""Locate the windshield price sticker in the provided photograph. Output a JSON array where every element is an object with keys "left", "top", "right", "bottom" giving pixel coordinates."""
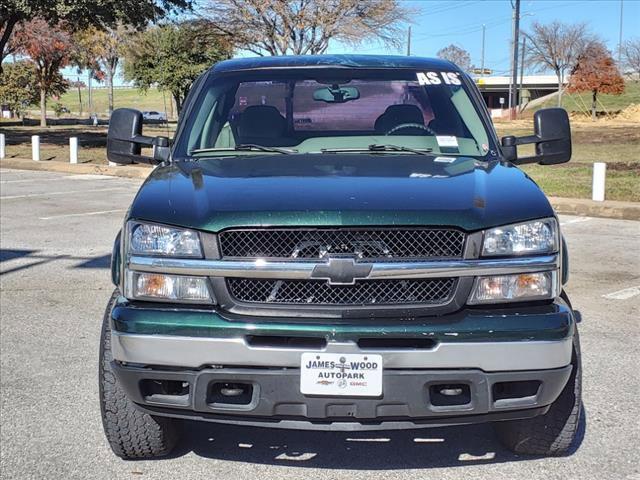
[
  {"left": 417, "top": 71, "right": 462, "bottom": 86},
  {"left": 436, "top": 136, "right": 459, "bottom": 148},
  {"left": 300, "top": 353, "right": 383, "bottom": 397}
]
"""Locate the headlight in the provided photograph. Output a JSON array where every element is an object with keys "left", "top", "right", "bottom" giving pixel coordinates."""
[
  {"left": 468, "top": 271, "right": 557, "bottom": 304},
  {"left": 482, "top": 218, "right": 558, "bottom": 256},
  {"left": 125, "top": 221, "right": 212, "bottom": 303},
  {"left": 129, "top": 222, "right": 202, "bottom": 257},
  {"left": 125, "top": 271, "right": 213, "bottom": 303}
]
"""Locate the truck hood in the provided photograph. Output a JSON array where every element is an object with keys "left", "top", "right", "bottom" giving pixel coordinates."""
[{"left": 129, "top": 154, "right": 554, "bottom": 232}]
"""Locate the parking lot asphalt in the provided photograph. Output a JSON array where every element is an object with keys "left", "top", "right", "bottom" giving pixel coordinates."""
[{"left": 1, "top": 168, "right": 639, "bottom": 480}]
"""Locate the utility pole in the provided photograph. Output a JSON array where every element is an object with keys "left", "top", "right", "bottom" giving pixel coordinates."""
[
  {"left": 480, "top": 24, "right": 486, "bottom": 77},
  {"left": 407, "top": 26, "right": 412, "bottom": 56},
  {"left": 519, "top": 37, "right": 526, "bottom": 113},
  {"left": 618, "top": 0, "right": 624, "bottom": 65},
  {"left": 508, "top": 0, "right": 520, "bottom": 120}
]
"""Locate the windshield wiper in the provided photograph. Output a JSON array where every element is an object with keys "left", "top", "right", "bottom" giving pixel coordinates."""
[
  {"left": 190, "top": 144, "right": 296, "bottom": 155},
  {"left": 321, "top": 144, "right": 433, "bottom": 156}
]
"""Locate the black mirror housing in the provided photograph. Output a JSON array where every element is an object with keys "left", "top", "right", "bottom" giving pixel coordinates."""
[
  {"left": 107, "top": 108, "right": 170, "bottom": 165},
  {"left": 107, "top": 108, "right": 144, "bottom": 164},
  {"left": 501, "top": 108, "right": 572, "bottom": 165},
  {"left": 533, "top": 108, "right": 572, "bottom": 165}
]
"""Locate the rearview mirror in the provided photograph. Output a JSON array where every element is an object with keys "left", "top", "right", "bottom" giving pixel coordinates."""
[
  {"left": 501, "top": 108, "right": 572, "bottom": 165},
  {"left": 313, "top": 85, "right": 360, "bottom": 103},
  {"left": 107, "top": 108, "right": 170, "bottom": 164}
]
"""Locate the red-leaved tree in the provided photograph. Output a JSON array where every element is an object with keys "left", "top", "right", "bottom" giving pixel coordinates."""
[
  {"left": 12, "top": 19, "right": 72, "bottom": 126},
  {"left": 568, "top": 41, "right": 625, "bottom": 120}
]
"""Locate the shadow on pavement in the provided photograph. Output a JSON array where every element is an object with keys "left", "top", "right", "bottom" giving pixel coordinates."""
[
  {"left": 165, "top": 409, "right": 586, "bottom": 469},
  {"left": 0, "top": 249, "right": 110, "bottom": 274}
]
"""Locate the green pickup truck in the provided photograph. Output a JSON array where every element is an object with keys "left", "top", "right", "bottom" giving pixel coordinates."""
[{"left": 100, "top": 55, "right": 581, "bottom": 459}]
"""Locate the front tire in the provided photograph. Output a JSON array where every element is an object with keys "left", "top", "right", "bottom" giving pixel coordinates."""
[
  {"left": 99, "top": 289, "right": 180, "bottom": 459},
  {"left": 494, "top": 329, "right": 583, "bottom": 456}
]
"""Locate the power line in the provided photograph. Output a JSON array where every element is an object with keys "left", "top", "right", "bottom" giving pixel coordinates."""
[{"left": 421, "top": 1, "right": 481, "bottom": 16}]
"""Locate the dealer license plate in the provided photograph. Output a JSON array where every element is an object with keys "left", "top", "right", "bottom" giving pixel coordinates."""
[{"left": 300, "top": 353, "right": 383, "bottom": 397}]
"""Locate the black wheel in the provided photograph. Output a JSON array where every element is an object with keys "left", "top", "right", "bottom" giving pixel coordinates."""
[
  {"left": 494, "top": 328, "right": 582, "bottom": 456},
  {"left": 99, "top": 289, "right": 180, "bottom": 459}
]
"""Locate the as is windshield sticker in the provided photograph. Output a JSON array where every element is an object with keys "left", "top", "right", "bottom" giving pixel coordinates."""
[{"left": 416, "top": 71, "right": 461, "bottom": 86}]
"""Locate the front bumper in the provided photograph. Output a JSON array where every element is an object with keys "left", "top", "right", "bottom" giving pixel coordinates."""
[
  {"left": 112, "top": 363, "right": 572, "bottom": 430},
  {"left": 112, "top": 332, "right": 572, "bottom": 371},
  {"left": 110, "top": 297, "right": 576, "bottom": 429}
]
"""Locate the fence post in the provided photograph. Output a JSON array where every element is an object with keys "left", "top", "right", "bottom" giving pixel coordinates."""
[
  {"left": 31, "top": 135, "right": 40, "bottom": 161},
  {"left": 69, "top": 137, "right": 78, "bottom": 164},
  {"left": 592, "top": 162, "right": 606, "bottom": 202},
  {"left": 0, "top": 133, "right": 5, "bottom": 159}
]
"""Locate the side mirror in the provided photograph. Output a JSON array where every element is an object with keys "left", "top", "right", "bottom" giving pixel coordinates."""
[
  {"left": 501, "top": 108, "right": 572, "bottom": 165},
  {"left": 107, "top": 108, "right": 170, "bottom": 164}
]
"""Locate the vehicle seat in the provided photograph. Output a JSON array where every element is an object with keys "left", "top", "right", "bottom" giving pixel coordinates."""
[
  {"left": 235, "top": 105, "right": 294, "bottom": 147},
  {"left": 374, "top": 104, "right": 426, "bottom": 135}
]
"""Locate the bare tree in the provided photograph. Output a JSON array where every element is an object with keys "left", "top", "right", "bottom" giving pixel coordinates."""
[
  {"left": 621, "top": 38, "right": 640, "bottom": 80},
  {"left": 524, "top": 21, "right": 594, "bottom": 106},
  {"left": 205, "top": 0, "right": 410, "bottom": 56},
  {"left": 436, "top": 44, "right": 471, "bottom": 71}
]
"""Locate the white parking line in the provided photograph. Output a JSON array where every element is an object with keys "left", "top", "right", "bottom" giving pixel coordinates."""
[
  {"left": 560, "top": 217, "right": 592, "bottom": 226},
  {"left": 602, "top": 286, "right": 640, "bottom": 300},
  {"left": 1, "top": 187, "right": 129, "bottom": 200},
  {"left": 66, "top": 174, "right": 116, "bottom": 180},
  {"left": 39, "top": 209, "right": 126, "bottom": 220},
  {"left": 1, "top": 176, "right": 74, "bottom": 184}
]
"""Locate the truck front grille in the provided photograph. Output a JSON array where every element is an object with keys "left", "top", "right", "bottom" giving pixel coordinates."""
[
  {"left": 219, "top": 228, "right": 465, "bottom": 260},
  {"left": 227, "top": 278, "right": 457, "bottom": 306}
]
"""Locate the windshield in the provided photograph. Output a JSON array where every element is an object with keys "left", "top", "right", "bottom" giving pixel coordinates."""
[{"left": 174, "top": 69, "right": 493, "bottom": 159}]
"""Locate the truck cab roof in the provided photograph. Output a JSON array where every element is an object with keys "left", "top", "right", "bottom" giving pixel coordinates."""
[{"left": 209, "top": 54, "right": 460, "bottom": 75}]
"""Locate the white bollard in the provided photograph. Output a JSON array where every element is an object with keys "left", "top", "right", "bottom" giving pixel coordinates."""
[
  {"left": 592, "top": 162, "right": 606, "bottom": 202},
  {"left": 0, "top": 133, "right": 5, "bottom": 159},
  {"left": 69, "top": 137, "right": 78, "bottom": 164},
  {"left": 31, "top": 135, "right": 40, "bottom": 161}
]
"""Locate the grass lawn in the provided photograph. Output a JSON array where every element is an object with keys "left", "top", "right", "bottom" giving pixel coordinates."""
[
  {"left": 495, "top": 120, "right": 640, "bottom": 202},
  {"left": 536, "top": 80, "right": 640, "bottom": 115},
  {"left": 28, "top": 87, "right": 171, "bottom": 119}
]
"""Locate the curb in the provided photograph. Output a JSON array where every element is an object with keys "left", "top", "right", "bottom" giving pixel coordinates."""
[
  {"left": 549, "top": 197, "right": 640, "bottom": 222},
  {"left": 0, "top": 158, "right": 151, "bottom": 180},
  {"left": 2, "top": 157, "right": 639, "bottom": 221}
]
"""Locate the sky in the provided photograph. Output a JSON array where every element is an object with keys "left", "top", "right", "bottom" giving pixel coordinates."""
[
  {"left": 325, "top": 0, "right": 640, "bottom": 75},
  {"left": 63, "top": 0, "right": 639, "bottom": 86}
]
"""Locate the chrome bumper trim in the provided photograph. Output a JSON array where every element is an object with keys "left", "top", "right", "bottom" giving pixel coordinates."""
[
  {"left": 127, "top": 254, "right": 559, "bottom": 280},
  {"left": 111, "top": 332, "right": 572, "bottom": 372}
]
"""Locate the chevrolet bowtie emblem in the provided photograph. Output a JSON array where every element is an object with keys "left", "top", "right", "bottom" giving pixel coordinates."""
[{"left": 311, "top": 256, "right": 373, "bottom": 285}]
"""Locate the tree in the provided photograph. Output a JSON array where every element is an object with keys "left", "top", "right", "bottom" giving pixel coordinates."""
[
  {"left": 124, "top": 21, "right": 232, "bottom": 113},
  {"left": 436, "top": 44, "right": 471, "bottom": 71},
  {"left": 524, "top": 21, "right": 594, "bottom": 106},
  {"left": 12, "top": 19, "right": 72, "bottom": 126},
  {"left": 75, "top": 25, "right": 131, "bottom": 115},
  {"left": 567, "top": 41, "right": 624, "bottom": 120},
  {"left": 0, "top": 60, "right": 39, "bottom": 117},
  {"left": 205, "top": 0, "right": 410, "bottom": 56},
  {"left": 0, "top": 0, "right": 191, "bottom": 74},
  {"left": 621, "top": 38, "right": 640, "bottom": 79}
]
